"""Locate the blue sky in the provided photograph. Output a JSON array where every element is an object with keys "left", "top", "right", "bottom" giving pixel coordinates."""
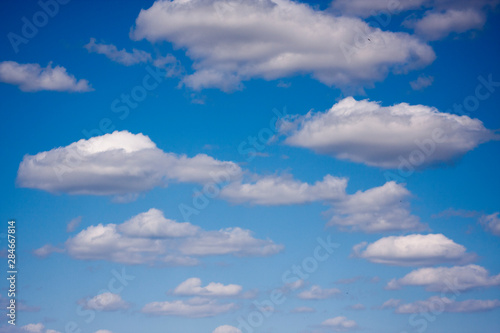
[{"left": 0, "top": 0, "right": 499, "bottom": 332}]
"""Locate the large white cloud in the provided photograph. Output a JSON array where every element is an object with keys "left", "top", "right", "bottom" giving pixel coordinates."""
[
  {"left": 81, "top": 292, "right": 129, "bottom": 311},
  {"left": 17, "top": 131, "right": 242, "bottom": 197},
  {"left": 220, "top": 174, "right": 347, "bottom": 205},
  {"left": 390, "top": 296, "right": 500, "bottom": 314},
  {"left": 386, "top": 265, "right": 500, "bottom": 292},
  {"left": 279, "top": 97, "right": 496, "bottom": 169},
  {"left": 37, "top": 208, "right": 282, "bottom": 265},
  {"left": 0, "top": 61, "right": 93, "bottom": 92},
  {"left": 328, "top": 181, "right": 426, "bottom": 232},
  {"left": 130, "top": 0, "right": 435, "bottom": 91},
  {"left": 141, "top": 297, "right": 236, "bottom": 317},
  {"left": 353, "top": 234, "right": 474, "bottom": 266},
  {"left": 173, "top": 278, "right": 242, "bottom": 297}
]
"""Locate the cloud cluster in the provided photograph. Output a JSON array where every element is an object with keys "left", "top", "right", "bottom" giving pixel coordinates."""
[
  {"left": 141, "top": 297, "right": 236, "bottom": 317},
  {"left": 387, "top": 296, "right": 500, "bottom": 314},
  {"left": 0, "top": 61, "right": 93, "bottom": 92},
  {"left": 173, "top": 278, "right": 242, "bottom": 297},
  {"left": 17, "top": 131, "right": 242, "bottom": 197},
  {"left": 279, "top": 97, "right": 496, "bottom": 169},
  {"left": 220, "top": 174, "right": 347, "bottom": 205},
  {"left": 386, "top": 265, "right": 500, "bottom": 292},
  {"left": 353, "top": 234, "right": 474, "bottom": 266},
  {"left": 36, "top": 208, "right": 282, "bottom": 265},
  {"left": 321, "top": 316, "right": 358, "bottom": 331},
  {"left": 130, "top": 0, "right": 434, "bottom": 91},
  {"left": 328, "top": 181, "right": 426, "bottom": 232}
]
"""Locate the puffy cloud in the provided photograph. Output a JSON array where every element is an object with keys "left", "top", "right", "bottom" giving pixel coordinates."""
[
  {"left": 410, "top": 74, "right": 434, "bottom": 91},
  {"left": 81, "top": 292, "right": 129, "bottom": 311},
  {"left": 328, "top": 181, "right": 426, "bottom": 233},
  {"left": 297, "top": 285, "right": 341, "bottom": 300},
  {"left": 212, "top": 326, "right": 242, "bottom": 333},
  {"left": 142, "top": 297, "right": 236, "bottom": 317},
  {"left": 386, "top": 265, "right": 500, "bottom": 292},
  {"left": 130, "top": 0, "right": 434, "bottom": 91},
  {"left": 0, "top": 61, "right": 93, "bottom": 92},
  {"left": 279, "top": 97, "right": 496, "bottom": 169},
  {"left": 40, "top": 208, "right": 281, "bottom": 265},
  {"left": 407, "top": 8, "right": 486, "bottom": 40},
  {"left": 479, "top": 212, "right": 500, "bottom": 236},
  {"left": 321, "top": 316, "right": 358, "bottom": 331},
  {"left": 173, "top": 278, "right": 242, "bottom": 297},
  {"left": 118, "top": 208, "right": 199, "bottom": 238},
  {"left": 290, "top": 306, "right": 315, "bottom": 313},
  {"left": 17, "top": 131, "right": 242, "bottom": 197},
  {"left": 393, "top": 296, "right": 500, "bottom": 313},
  {"left": 330, "top": 0, "right": 424, "bottom": 17},
  {"left": 21, "top": 324, "right": 44, "bottom": 333},
  {"left": 84, "top": 38, "right": 152, "bottom": 65},
  {"left": 220, "top": 174, "right": 347, "bottom": 205},
  {"left": 353, "top": 234, "right": 474, "bottom": 266}
]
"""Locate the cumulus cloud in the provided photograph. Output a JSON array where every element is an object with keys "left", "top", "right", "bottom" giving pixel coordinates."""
[
  {"left": 81, "top": 292, "right": 129, "bottom": 311},
  {"left": 321, "top": 316, "right": 358, "bottom": 331},
  {"left": 17, "top": 131, "right": 242, "bottom": 197},
  {"left": 21, "top": 324, "right": 44, "bottom": 333},
  {"left": 0, "top": 61, "right": 93, "bottom": 92},
  {"left": 353, "top": 234, "right": 474, "bottom": 266},
  {"left": 386, "top": 265, "right": 500, "bottom": 292},
  {"left": 391, "top": 296, "right": 500, "bottom": 313},
  {"left": 130, "top": 0, "right": 434, "bottom": 91},
  {"left": 173, "top": 278, "right": 242, "bottom": 297},
  {"left": 220, "top": 174, "right": 347, "bottom": 205},
  {"left": 297, "top": 285, "right": 341, "bottom": 300},
  {"left": 39, "top": 208, "right": 281, "bottom": 265},
  {"left": 279, "top": 97, "right": 496, "bottom": 169},
  {"left": 142, "top": 297, "right": 236, "bottom": 317},
  {"left": 328, "top": 181, "right": 426, "bottom": 233},
  {"left": 212, "top": 326, "right": 241, "bottom": 333},
  {"left": 84, "top": 38, "right": 152, "bottom": 65},
  {"left": 479, "top": 212, "right": 500, "bottom": 236},
  {"left": 407, "top": 9, "right": 486, "bottom": 40}
]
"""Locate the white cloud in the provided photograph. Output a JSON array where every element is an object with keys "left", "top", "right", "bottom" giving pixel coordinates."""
[
  {"left": 173, "top": 277, "right": 242, "bottom": 297},
  {"left": 349, "top": 303, "right": 366, "bottom": 310},
  {"left": 410, "top": 74, "right": 434, "bottom": 91},
  {"left": 297, "top": 285, "right": 341, "bottom": 300},
  {"left": 330, "top": 0, "right": 424, "bottom": 17},
  {"left": 42, "top": 208, "right": 282, "bottom": 265},
  {"left": 130, "top": 0, "right": 434, "bottom": 91},
  {"left": 212, "top": 325, "right": 242, "bottom": 333},
  {"left": 66, "top": 216, "right": 82, "bottom": 233},
  {"left": 0, "top": 61, "right": 93, "bottom": 92},
  {"left": 290, "top": 306, "right": 315, "bottom": 313},
  {"left": 17, "top": 131, "right": 242, "bottom": 197},
  {"left": 353, "top": 234, "right": 474, "bottom": 266},
  {"left": 21, "top": 324, "right": 44, "bottom": 333},
  {"left": 380, "top": 298, "right": 402, "bottom": 309},
  {"left": 279, "top": 97, "right": 496, "bottom": 169},
  {"left": 386, "top": 265, "right": 500, "bottom": 292},
  {"left": 220, "top": 174, "right": 347, "bottom": 205},
  {"left": 46, "top": 330, "right": 61, "bottom": 333},
  {"left": 84, "top": 38, "right": 152, "bottom": 65},
  {"left": 393, "top": 296, "right": 500, "bottom": 313},
  {"left": 321, "top": 316, "right": 358, "bottom": 331},
  {"left": 142, "top": 297, "right": 236, "bottom": 317},
  {"left": 33, "top": 244, "right": 65, "bottom": 258},
  {"left": 479, "top": 212, "right": 500, "bottom": 236},
  {"left": 94, "top": 331, "right": 113, "bottom": 333},
  {"left": 328, "top": 181, "right": 426, "bottom": 233},
  {"left": 407, "top": 9, "right": 486, "bottom": 40},
  {"left": 118, "top": 208, "right": 199, "bottom": 238},
  {"left": 82, "top": 292, "right": 129, "bottom": 311}
]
